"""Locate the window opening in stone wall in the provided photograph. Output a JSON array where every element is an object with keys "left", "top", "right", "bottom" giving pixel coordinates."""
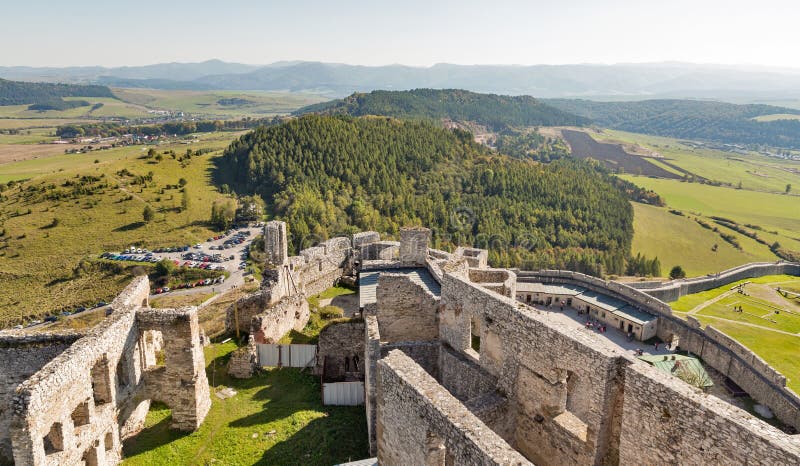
[
  {"left": 91, "top": 356, "right": 112, "bottom": 405},
  {"left": 71, "top": 400, "right": 91, "bottom": 427},
  {"left": 43, "top": 422, "right": 64, "bottom": 455},
  {"left": 470, "top": 315, "right": 481, "bottom": 353},
  {"left": 104, "top": 431, "right": 113, "bottom": 451},
  {"left": 82, "top": 445, "right": 99, "bottom": 466},
  {"left": 565, "top": 371, "right": 579, "bottom": 414}
]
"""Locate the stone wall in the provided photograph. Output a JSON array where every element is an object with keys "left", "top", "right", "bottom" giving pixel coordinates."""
[
  {"left": 439, "top": 272, "right": 629, "bottom": 465},
  {"left": 0, "top": 333, "right": 82, "bottom": 463},
  {"left": 375, "top": 273, "right": 440, "bottom": 343},
  {"left": 620, "top": 362, "right": 800, "bottom": 464},
  {"left": 516, "top": 267, "right": 800, "bottom": 431},
  {"left": 438, "top": 344, "right": 497, "bottom": 403},
  {"left": 264, "top": 220, "right": 288, "bottom": 266},
  {"left": 376, "top": 350, "right": 531, "bottom": 466},
  {"left": 316, "top": 321, "right": 366, "bottom": 381},
  {"left": 5, "top": 277, "right": 211, "bottom": 466},
  {"left": 399, "top": 227, "right": 430, "bottom": 266},
  {"left": 630, "top": 261, "right": 800, "bottom": 302},
  {"left": 251, "top": 295, "right": 309, "bottom": 344}
]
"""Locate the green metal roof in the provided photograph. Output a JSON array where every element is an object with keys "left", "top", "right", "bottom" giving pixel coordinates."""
[{"left": 639, "top": 354, "right": 714, "bottom": 388}]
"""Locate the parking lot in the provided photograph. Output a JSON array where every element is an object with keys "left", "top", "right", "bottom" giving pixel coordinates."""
[{"left": 8, "top": 224, "right": 263, "bottom": 332}]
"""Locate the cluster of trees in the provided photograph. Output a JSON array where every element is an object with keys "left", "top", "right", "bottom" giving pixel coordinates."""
[
  {"left": 494, "top": 130, "right": 571, "bottom": 162},
  {"left": 217, "top": 115, "right": 654, "bottom": 276},
  {"left": 0, "top": 78, "right": 114, "bottom": 105},
  {"left": 56, "top": 116, "right": 281, "bottom": 139},
  {"left": 296, "top": 89, "right": 589, "bottom": 130},
  {"left": 546, "top": 99, "right": 800, "bottom": 149},
  {"left": 626, "top": 253, "right": 661, "bottom": 277},
  {"left": 28, "top": 99, "right": 90, "bottom": 111}
]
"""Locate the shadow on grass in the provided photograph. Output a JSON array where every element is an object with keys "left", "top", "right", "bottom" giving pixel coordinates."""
[
  {"left": 114, "top": 221, "right": 146, "bottom": 231},
  {"left": 122, "top": 404, "right": 190, "bottom": 460}
]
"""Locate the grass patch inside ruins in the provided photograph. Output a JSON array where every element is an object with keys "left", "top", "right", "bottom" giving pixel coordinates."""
[
  {"left": 280, "top": 286, "right": 357, "bottom": 345},
  {"left": 122, "top": 341, "right": 369, "bottom": 466},
  {"left": 150, "top": 292, "right": 216, "bottom": 309}
]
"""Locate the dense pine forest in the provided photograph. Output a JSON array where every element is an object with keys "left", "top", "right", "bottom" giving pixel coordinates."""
[
  {"left": 295, "top": 89, "right": 589, "bottom": 130},
  {"left": 0, "top": 78, "right": 114, "bottom": 105},
  {"left": 546, "top": 99, "right": 800, "bottom": 148},
  {"left": 217, "top": 115, "right": 644, "bottom": 275}
]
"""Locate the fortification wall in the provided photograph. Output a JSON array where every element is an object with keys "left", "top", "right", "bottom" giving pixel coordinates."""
[
  {"left": 0, "top": 333, "right": 81, "bottom": 463},
  {"left": 440, "top": 273, "right": 629, "bottom": 465},
  {"left": 251, "top": 295, "right": 309, "bottom": 344},
  {"left": 620, "top": 362, "right": 800, "bottom": 464},
  {"left": 380, "top": 341, "right": 440, "bottom": 380},
  {"left": 5, "top": 277, "right": 210, "bottom": 466},
  {"left": 517, "top": 268, "right": 800, "bottom": 431},
  {"left": 630, "top": 261, "right": 800, "bottom": 302},
  {"left": 438, "top": 344, "right": 497, "bottom": 403},
  {"left": 364, "top": 315, "right": 381, "bottom": 456},
  {"left": 375, "top": 273, "right": 440, "bottom": 343},
  {"left": 376, "top": 350, "right": 530, "bottom": 466}
]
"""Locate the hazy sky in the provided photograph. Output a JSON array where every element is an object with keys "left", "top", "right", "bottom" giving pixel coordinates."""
[{"left": 3, "top": 0, "right": 798, "bottom": 68}]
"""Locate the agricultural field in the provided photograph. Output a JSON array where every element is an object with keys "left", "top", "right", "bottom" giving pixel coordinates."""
[
  {"left": 597, "top": 129, "right": 800, "bottom": 194},
  {"left": 113, "top": 88, "right": 328, "bottom": 119},
  {"left": 629, "top": 203, "right": 776, "bottom": 277},
  {"left": 560, "top": 129, "right": 680, "bottom": 178},
  {"left": 123, "top": 340, "right": 368, "bottom": 466},
  {"left": 0, "top": 132, "right": 243, "bottom": 325},
  {"left": 0, "top": 97, "right": 152, "bottom": 119},
  {"left": 670, "top": 275, "right": 800, "bottom": 392}
]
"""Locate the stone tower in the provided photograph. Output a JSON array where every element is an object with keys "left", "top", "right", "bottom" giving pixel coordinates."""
[
  {"left": 264, "top": 221, "right": 288, "bottom": 266},
  {"left": 399, "top": 227, "right": 431, "bottom": 266}
]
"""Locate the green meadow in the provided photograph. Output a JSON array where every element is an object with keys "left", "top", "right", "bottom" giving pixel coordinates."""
[
  {"left": 670, "top": 275, "right": 800, "bottom": 392},
  {"left": 0, "top": 132, "right": 242, "bottom": 324},
  {"left": 112, "top": 88, "right": 328, "bottom": 119},
  {"left": 629, "top": 203, "right": 777, "bottom": 277},
  {"left": 123, "top": 341, "right": 368, "bottom": 466}
]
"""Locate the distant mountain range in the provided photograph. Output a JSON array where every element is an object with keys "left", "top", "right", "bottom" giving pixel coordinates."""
[{"left": 2, "top": 60, "right": 800, "bottom": 102}]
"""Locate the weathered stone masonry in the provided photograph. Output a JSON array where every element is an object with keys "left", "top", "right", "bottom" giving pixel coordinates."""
[{"left": 0, "top": 277, "right": 210, "bottom": 466}]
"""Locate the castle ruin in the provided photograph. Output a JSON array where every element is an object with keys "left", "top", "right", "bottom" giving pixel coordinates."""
[
  {"left": 229, "top": 221, "right": 800, "bottom": 465},
  {"left": 0, "top": 276, "right": 210, "bottom": 466}
]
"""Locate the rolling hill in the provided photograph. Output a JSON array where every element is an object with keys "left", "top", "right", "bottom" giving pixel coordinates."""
[
  {"left": 215, "top": 114, "right": 636, "bottom": 275},
  {"left": 295, "top": 89, "right": 589, "bottom": 130}
]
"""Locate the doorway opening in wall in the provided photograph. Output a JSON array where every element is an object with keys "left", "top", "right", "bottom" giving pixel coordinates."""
[
  {"left": 627, "top": 323, "right": 633, "bottom": 334},
  {"left": 470, "top": 315, "right": 481, "bottom": 353}
]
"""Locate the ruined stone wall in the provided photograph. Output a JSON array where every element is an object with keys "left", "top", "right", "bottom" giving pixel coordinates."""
[
  {"left": 440, "top": 273, "right": 629, "bottom": 465},
  {"left": 631, "top": 261, "right": 800, "bottom": 302},
  {"left": 225, "top": 290, "right": 268, "bottom": 335},
  {"left": 380, "top": 341, "right": 440, "bottom": 380},
  {"left": 364, "top": 315, "right": 381, "bottom": 456},
  {"left": 620, "top": 362, "right": 800, "bottom": 465},
  {"left": 316, "top": 321, "right": 365, "bottom": 381},
  {"left": 399, "top": 227, "right": 430, "bottom": 266},
  {"left": 250, "top": 295, "right": 309, "bottom": 344},
  {"left": 264, "top": 220, "right": 288, "bottom": 266},
  {"left": 438, "top": 344, "right": 497, "bottom": 403},
  {"left": 376, "top": 350, "right": 530, "bottom": 466},
  {"left": 517, "top": 268, "right": 800, "bottom": 431},
  {"left": 375, "top": 273, "right": 440, "bottom": 343},
  {"left": 6, "top": 277, "right": 210, "bottom": 466},
  {"left": 0, "top": 333, "right": 81, "bottom": 463}
]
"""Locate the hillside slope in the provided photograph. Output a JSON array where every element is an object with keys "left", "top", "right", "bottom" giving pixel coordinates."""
[
  {"left": 295, "top": 89, "right": 589, "bottom": 130},
  {"left": 0, "top": 78, "right": 115, "bottom": 105},
  {"left": 216, "top": 115, "right": 634, "bottom": 275},
  {"left": 547, "top": 99, "right": 800, "bottom": 148}
]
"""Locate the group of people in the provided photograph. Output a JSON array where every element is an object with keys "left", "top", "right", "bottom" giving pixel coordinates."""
[{"left": 584, "top": 320, "right": 607, "bottom": 333}]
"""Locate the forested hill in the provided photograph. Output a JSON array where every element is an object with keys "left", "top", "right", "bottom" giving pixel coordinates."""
[
  {"left": 217, "top": 115, "right": 635, "bottom": 275},
  {"left": 295, "top": 89, "right": 589, "bottom": 130},
  {"left": 0, "top": 78, "right": 114, "bottom": 105},
  {"left": 546, "top": 99, "right": 800, "bottom": 148}
]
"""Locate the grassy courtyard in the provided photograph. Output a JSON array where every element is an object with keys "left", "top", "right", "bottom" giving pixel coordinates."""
[{"left": 123, "top": 341, "right": 369, "bottom": 466}]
